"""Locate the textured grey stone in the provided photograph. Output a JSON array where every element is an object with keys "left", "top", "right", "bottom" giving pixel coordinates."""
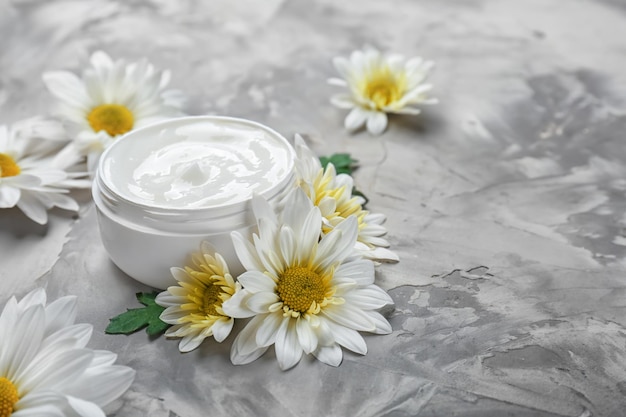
[{"left": 2, "top": 0, "right": 626, "bottom": 416}]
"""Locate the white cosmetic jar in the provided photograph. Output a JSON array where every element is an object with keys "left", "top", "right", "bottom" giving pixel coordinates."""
[{"left": 92, "top": 116, "right": 296, "bottom": 289}]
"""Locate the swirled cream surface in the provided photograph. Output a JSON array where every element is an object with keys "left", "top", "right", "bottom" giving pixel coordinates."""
[{"left": 101, "top": 118, "right": 294, "bottom": 209}]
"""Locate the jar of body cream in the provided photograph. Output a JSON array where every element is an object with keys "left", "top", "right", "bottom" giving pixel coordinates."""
[{"left": 92, "top": 116, "right": 296, "bottom": 289}]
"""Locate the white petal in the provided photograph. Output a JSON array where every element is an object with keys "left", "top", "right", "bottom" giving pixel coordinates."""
[
  {"left": 296, "top": 318, "right": 318, "bottom": 354},
  {"left": 16, "top": 191, "right": 48, "bottom": 224},
  {"left": 3, "top": 173, "right": 41, "bottom": 188},
  {"left": 358, "top": 247, "right": 400, "bottom": 263},
  {"left": 279, "top": 226, "right": 296, "bottom": 266},
  {"left": 321, "top": 304, "right": 375, "bottom": 332},
  {"left": 281, "top": 188, "right": 314, "bottom": 236},
  {"left": 0, "top": 185, "right": 21, "bottom": 208},
  {"left": 254, "top": 312, "right": 284, "bottom": 348},
  {"left": 19, "top": 348, "right": 93, "bottom": 393},
  {"left": 334, "top": 259, "right": 375, "bottom": 286},
  {"left": 246, "top": 291, "right": 280, "bottom": 313},
  {"left": 251, "top": 193, "right": 277, "bottom": 225},
  {"left": 44, "top": 296, "right": 77, "bottom": 335},
  {"left": 293, "top": 135, "right": 322, "bottom": 181},
  {"left": 328, "top": 78, "right": 348, "bottom": 87},
  {"left": 231, "top": 231, "right": 264, "bottom": 272},
  {"left": 155, "top": 291, "right": 179, "bottom": 308},
  {"left": 238, "top": 271, "right": 276, "bottom": 294},
  {"left": 344, "top": 107, "right": 368, "bottom": 131},
  {"left": 330, "top": 94, "right": 355, "bottom": 109},
  {"left": 67, "top": 397, "right": 105, "bottom": 417},
  {"left": 332, "top": 56, "right": 352, "bottom": 79},
  {"left": 405, "top": 56, "right": 424, "bottom": 73},
  {"left": 366, "top": 111, "right": 388, "bottom": 136},
  {"left": 178, "top": 335, "right": 204, "bottom": 353},
  {"left": 313, "top": 315, "right": 336, "bottom": 347},
  {"left": 42, "top": 71, "right": 91, "bottom": 109},
  {"left": 13, "top": 392, "right": 66, "bottom": 417},
  {"left": 65, "top": 365, "right": 135, "bottom": 407},
  {"left": 295, "top": 206, "right": 322, "bottom": 266},
  {"left": 317, "top": 197, "right": 336, "bottom": 218},
  {"left": 221, "top": 289, "right": 256, "bottom": 319},
  {"left": 90, "top": 50, "right": 114, "bottom": 70},
  {"left": 17, "top": 288, "right": 46, "bottom": 309},
  {"left": 343, "top": 285, "right": 394, "bottom": 310},
  {"left": 90, "top": 350, "right": 117, "bottom": 367},
  {"left": 2, "top": 305, "right": 45, "bottom": 381},
  {"left": 312, "top": 344, "right": 343, "bottom": 367},
  {"left": 364, "top": 311, "right": 393, "bottom": 334},
  {"left": 315, "top": 216, "right": 359, "bottom": 271},
  {"left": 274, "top": 317, "right": 302, "bottom": 371},
  {"left": 212, "top": 318, "right": 234, "bottom": 343},
  {"left": 323, "top": 319, "right": 367, "bottom": 355},
  {"left": 387, "top": 106, "right": 421, "bottom": 115},
  {"left": 170, "top": 267, "right": 191, "bottom": 284},
  {"left": 159, "top": 306, "right": 187, "bottom": 323},
  {"left": 42, "top": 324, "right": 93, "bottom": 351},
  {"left": 230, "top": 316, "right": 268, "bottom": 365}
]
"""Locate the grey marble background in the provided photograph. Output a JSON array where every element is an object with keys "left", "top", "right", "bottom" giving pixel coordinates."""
[{"left": 2, "top": 0, "right": 626, "bottom": 416}]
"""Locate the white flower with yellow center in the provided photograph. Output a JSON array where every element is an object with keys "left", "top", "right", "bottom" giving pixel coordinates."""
[
  {"left": 294, "top": 135, "right": 399, "bottom": 263},
  {"left": 222, "top": 189, "right": 394, "bottom": 370},
  {"left": 0, "top": 118, "right": 89, "bottom": 224},
  {"left": 156, "top": 242, "right": 239, "bottom": 352},
  {"left": 0, "top": 288, "right": 135, "bottom": 417},
  {"left": 329, "top": 47, "right": 437, "bottom": 135},
  {"left": 43, "top": 50, "right": 185, "bottom": 172}
]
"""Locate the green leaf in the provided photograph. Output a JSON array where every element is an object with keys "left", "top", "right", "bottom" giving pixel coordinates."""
[
  {"left": 319, "top": 153, "right": 358, "bottom": 176},
  {"left": 106, "top": 291, "right": 170, "bottom": 336}
]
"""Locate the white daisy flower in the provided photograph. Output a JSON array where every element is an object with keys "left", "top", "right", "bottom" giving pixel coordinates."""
[
  {"left": 0, "top": 118, "right": 89, "bottom": 224},
  {"left": 329, "top": 46, "right": 437, "bottom": 135},
  {"left": 294, "top": 135, "right": 399, "bottom": 263},
  {"left": 222, "top": 188, "right": 394, "bottom": 370},
  {"left": 0, "top": 288, "right": 135, "bottom": 416},
  {"left": 43, "top": 50, "right": 186, "bottom": 172},
  {"left": 156, "top": 242, "right": 239, "bottom": 353}
]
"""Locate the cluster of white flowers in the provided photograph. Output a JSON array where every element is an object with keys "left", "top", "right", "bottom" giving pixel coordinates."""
[
  {"left": 0, "top": 289, "right": 135, "bottom": 416},
  {"left": 0, "top": 50, "right": 184, "bottom": 416},
  {"left": 329, "top": 46, "right": 437, "bottom": 135},
  {"left": 0, "top": 118, "right": 89, "bottom": 224},
  {"left": 3, "top": 46, "right": 433, "bottom": 224},
  {"left": 2, "top": 45, "right": 431, "bottom": 389},
  {"left": 1, "top": 51, "right": 185, "bottom": 225},
  {"left": 156, "top": 138, "right": 398, "bottom": 370},
  {"left": 43, "top": 51, "right": 185, "bottom": 173}
]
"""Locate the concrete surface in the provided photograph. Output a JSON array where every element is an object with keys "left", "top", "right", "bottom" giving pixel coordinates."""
[{"left": 1, "top": 1, "right": 626, "bottom": 416}]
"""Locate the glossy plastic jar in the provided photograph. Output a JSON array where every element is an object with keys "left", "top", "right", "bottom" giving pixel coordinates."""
[{"left": 92, "top": 116, "right": 296, "bottom": 289}]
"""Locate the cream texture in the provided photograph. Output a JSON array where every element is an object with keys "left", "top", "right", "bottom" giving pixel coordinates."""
[{"left": 103, "top": 119, "right": 292, "bottom": 208}]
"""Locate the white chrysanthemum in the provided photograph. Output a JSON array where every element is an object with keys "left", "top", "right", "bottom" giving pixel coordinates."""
[
  {"left": 0, "top": 288, "right": 135, "bottom": 417},
  {"left": 43, "top": 50, "right": 185, "bottom": 172},
  {"left": 294, "top": 135, "right": 398, "bottom": 263},
  {"left": 156, "top": 242, "right": 239, "bottom": 353},
  {"left": 0, "top": 118, "right": 89, "bottom": 224},
  {"left": 222, "top": 189, "right": 394, "bottom": 370},
  {"left": 329, "top": 46, "right": 437, "bottom": 135}
]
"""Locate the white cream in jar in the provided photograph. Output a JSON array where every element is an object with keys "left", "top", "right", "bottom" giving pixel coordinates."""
[{"left": 93, "top": 116, "right": 296, "bottom": 289}]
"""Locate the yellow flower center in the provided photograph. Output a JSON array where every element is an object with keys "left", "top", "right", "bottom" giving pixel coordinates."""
[
  {"left": 201, "top": 283, "right": 223, "bottom": 317},
  {"left": 277, "top": 267, "right": 327, "bottom": 314},
  {"left": 0, "top": 377, "right": 19, "bottom": 417},
  {"left": 87, "top": 104, "right": 134, "bottom": 136},
  {"left": 0, "top": 153, "right": 20, "bottom": 178},
  {"left": 362, "top": 68, "right": 405, "bottom": 110}
]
